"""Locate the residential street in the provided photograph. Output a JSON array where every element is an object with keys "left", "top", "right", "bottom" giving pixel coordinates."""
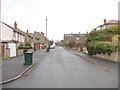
[{"left": 3, "top": 46, "right": 118, "bottom": 88}]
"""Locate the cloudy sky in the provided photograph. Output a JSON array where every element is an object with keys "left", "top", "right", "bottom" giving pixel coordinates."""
[{"left": 1, "top": 0, "right": 119, "bottom": 40}]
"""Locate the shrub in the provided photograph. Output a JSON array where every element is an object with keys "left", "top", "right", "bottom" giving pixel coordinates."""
[
  {"left": 19, "top": 43, "right": 23, "bottom": 46},
  {"left": 87, "top": 41, "right": 113, "bottom": 55},
  {"left": 86, "top": 25, "right": 119, "bottom": 55},
  {"left": 65, "top": 40, "right": 75, "bottom": 48},
  {"left": 18, "top": 42, "right": 32, "bottom": 49},
  {"left": 25, "top": 42, "right": 31, "bottom": 47}
]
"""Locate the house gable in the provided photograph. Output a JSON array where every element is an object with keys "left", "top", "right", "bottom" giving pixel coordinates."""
[{"left": 1, "top": 22, "right": 14, "bottom": 41}]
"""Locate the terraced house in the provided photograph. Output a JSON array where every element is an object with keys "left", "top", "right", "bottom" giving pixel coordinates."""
[
  {"left": 0, "top": 21, "right": 26, "bottom": 59},
  {"left": 29, "top": 31, "right": 46, "bottom": 50},
  {"left": 0, "top": 21, "right": 47, "bottom": 60},
  {"left": 64, "top": 32, "right": 86, "bottom": 51}
]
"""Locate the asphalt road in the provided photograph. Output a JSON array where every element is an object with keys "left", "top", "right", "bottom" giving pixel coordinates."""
[{"left": 3, "top": 46, "right": 118, "bottom": 88}]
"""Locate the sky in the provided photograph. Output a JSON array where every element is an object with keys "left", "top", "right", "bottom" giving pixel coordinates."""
[{"left": 1, "top": 0, "right": 119, "bottom": 41}]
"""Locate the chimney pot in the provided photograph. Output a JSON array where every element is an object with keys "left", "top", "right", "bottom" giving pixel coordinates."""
[
  {"left": 104, "top": 19, "right": 107, "bottom": 24},
  {"left": 14, "top": 21, "right": 17, "bottom": 29},
  {"left": 27, "top": 30, "right": 29, "bottom": 33}
]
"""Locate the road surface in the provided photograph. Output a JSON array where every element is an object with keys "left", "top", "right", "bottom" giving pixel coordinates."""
[{"left": 3, "top": 46, "right": 118, "bottom": 88}]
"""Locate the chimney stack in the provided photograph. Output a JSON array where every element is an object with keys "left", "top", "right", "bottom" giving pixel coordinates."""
[
  {"left": 104, "top": 19, "right": 107, "bottom": 24},
  {"left": 27, "top": 30, "right": 29, "bottom": 33},
  {"left": 14, "top": 21, "right": 17, "bottom": 29}
]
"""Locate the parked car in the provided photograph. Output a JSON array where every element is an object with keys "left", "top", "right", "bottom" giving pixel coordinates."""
[{"left": 50, "top": 45, "right": 55, "bottom": 49}]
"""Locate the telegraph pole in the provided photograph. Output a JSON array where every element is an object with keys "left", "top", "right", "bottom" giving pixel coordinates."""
[
  {"left": 46, "top": 17, "right": 47, "bottom": 41},
  {"left": 46, "top": 17, "right": 49, "bottom": 52}
]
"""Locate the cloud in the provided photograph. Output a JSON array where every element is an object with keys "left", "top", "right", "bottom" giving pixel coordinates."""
[{"left": 1, "top": 0, "right": 119, "bottom": 40}]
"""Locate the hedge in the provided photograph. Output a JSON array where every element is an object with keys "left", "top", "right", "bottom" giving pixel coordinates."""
[
  {"left": 87, "top": 41, "right": 113, "bottom": 55},
  {"left": 18, "top": 42, "right": 32, "bottom": 49}
]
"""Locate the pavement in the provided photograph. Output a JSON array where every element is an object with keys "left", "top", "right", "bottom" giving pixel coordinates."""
[
  {"left": 1, "top": 47, "right": 118, "bottom": 85},
  {"left": 64, "top": 47, "right": 118, "bottom": 72},
  {"left": 1, "top": 49, "right": 47, "bottom": 84}
]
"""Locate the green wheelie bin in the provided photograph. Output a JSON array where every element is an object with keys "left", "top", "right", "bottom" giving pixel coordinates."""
[{"left": 24, "top": 51, "right": 33, "bottom": 65}]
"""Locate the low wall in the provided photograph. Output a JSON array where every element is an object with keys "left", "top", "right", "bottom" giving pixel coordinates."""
[
  {"left": 5, "top": 49, "right": 10, "bottom": 60},
  {"left": 17, "top": 49, "right": 24, "bottom": 56},
  {"left": 28, "top": 49, "right": 34, "bottom": 52},
  {"left": 95, "top": 52, "right": 118, "bottom": 62},
  {"left": 17, "top": 49, "right": 34, "bottom": 56}
]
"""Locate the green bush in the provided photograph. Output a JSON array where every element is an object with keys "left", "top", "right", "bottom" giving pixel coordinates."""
[
  {"left": 87, "top": 41, "right": 113, "bottom": 55},
  {"left": 65, "top": 40, "right": 75, "bottom": 48},
  {"left": 19, "top": 43, "right": 23, "bottom": 46},
  {"left": 18, "top": 42, "right": 32, "bottom": 49},
  {"left": 25, "top": 42, "right": 31, "bottom": 47},
  {"left": 85, "top": 25, "right": 119, "bottom": 56}
]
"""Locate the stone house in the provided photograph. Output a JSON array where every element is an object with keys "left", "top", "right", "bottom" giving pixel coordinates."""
[
  {"left": 39, "top": 32, "right": 46, "bottom": 45},
  {"left": 29, "top": 31, "right": 46, "bottom": 50},
  {"left": 64, "top": 32, "right": 86, "bottom": 51},
  {"left": 25, "top": 30, "right": 34, "bottom": 48}
]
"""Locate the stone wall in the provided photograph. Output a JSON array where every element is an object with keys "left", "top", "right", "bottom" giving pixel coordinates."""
[
  {"left": 28, "top": 49, "right": 34, "bottom": 52},
  {"left": 17, "top": 49, "right": 34, "bottom": 56},
  {"left": 5, "top": 49, "right": 10, "bottom": 60},
  {"left": 17, "top": 49, "right": 24, "bottom": 56},
  {"left": 95, "top": 52, "right": 118, "bottom": 62}
]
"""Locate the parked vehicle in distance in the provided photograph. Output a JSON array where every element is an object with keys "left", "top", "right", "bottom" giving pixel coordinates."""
[{"left": 50, "top": 44, "right": 55, "bottom": 49}]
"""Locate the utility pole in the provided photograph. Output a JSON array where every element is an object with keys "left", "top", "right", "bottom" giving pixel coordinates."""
[
  {"left": 46, "top": 17, "right": 47, "bottom": 41},
  {"left": 46, "top": 17, "right": 49, "bottom": 52}
]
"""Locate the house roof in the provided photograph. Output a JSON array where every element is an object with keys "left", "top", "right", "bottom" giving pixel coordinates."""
[
  {"left": 1, "top": 22, "right": 26, "bottom": 36},
  {"left": 64, "top": 33, "right": 86, "bottom": 37},
  {"left": 106, "top": 20, "right": 120, "bottom": 24},
  {"left": 1, "top": 21, "right": 34, "bottom": 38},
  {"left": 27, "top": 33, "right": 33, "bottom": 38},
  {"left": 29, "top": 33, "right": 34, "bottom": 37},
  {"left": 64, "top": 34, "right": 73, "bottom": 37},
  {"left": 93, "top": 19, "right": 120, "bottom": 30}
]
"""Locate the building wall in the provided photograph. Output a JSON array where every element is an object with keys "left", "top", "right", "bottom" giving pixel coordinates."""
[
  {"left": 64, "top": 33, "right": 86, "bottom": 46},
  {"left": 1, "top": 43, "right": 10, "bottom": 60},
  {"left": 19, "top": 34, "right": 25, "bottom": 42},
  {"left": 33, "top": 32, "right": 41, "bottom": 43},
  {"left": 1, "top": 23, "right": 13, "bottom": 41},
  {"left": 16, "top": 49, "right": 23, "bottom": 56},
  {"left": 40, "top": 33, "right": 46, "bottom": 44}
]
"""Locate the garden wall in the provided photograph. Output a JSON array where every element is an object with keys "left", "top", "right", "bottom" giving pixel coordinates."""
[{"left": 95, "top": 52, "right": 118, "bottom": 62}]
